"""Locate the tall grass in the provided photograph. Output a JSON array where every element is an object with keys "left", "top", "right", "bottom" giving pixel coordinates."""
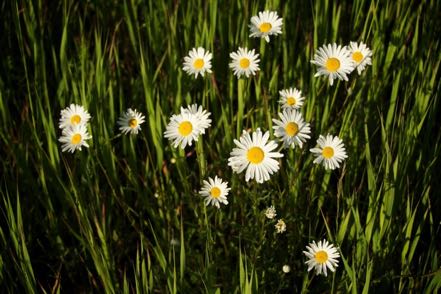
[{"left": 1, "top": 0, "right": 440, "bottom": 292}]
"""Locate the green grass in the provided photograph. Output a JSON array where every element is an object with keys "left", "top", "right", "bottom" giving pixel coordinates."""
[{"left": 1, "top": 0, "right": 441, "bottom": 292}]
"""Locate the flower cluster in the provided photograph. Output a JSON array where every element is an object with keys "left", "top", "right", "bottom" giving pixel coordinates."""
[
  {"left": 58, "top": 104, "right": 92, "bottom": 153},
  {"left": 311, "top": 42, "right": 372, "bottom": 86},
  {"left": 164, "top": 104, "right": 212, "bottom": 149}
]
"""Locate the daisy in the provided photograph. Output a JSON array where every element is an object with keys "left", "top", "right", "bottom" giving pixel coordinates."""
[
  {"left": 272, "top": 109, "right": 311, "bottom": 149},
  {"left": 164, "top": 111, "right": 202, "bottom": 149},
  {"left": 249, "top": 10, "right": 283, "bottom": 43},
  {"left": 264, "top": 205, "right": 277, "bottom": 219},
  {"left": 59, "top": 104, "right": 91, "bottom": 129},
  {"left": 228, "top": 128, "right": 283, "bottom": 183},
  {"left": 182, "top": 47, "right": 213, "bottom": 78},
  {"left": 310, "top": 43, "right": 355, "bottom": 86},
  {"left": 348, "top": 41, "right": 372, "bottom": 75},
  {"left": 278, "top": 87, "right": 305, "bottom": 109},
  {"left": 229, "top": 47, "right": 260, "bottom": 78},
  {"left": 58, "top": 124, "right": 92, "bottom": 153},
  {"left": 199, "top": 176, "right": 230, "bottom": 208},
  {"left": 181, "top": 104, "right": 211, "bottom": 134},
  {"left": 117, "top": 108, "right": 145, "bottom": 135},
  {"left": 310, "top": 134, "right": 348, "bottom": 170},
  {"left": 303, "top": 239, "right": 340, "bottom": 277},
  {"left": 275, "top": 219, "right": 286, "bottom": 233}
]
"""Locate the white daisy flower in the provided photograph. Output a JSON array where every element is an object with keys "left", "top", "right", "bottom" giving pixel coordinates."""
[
  {"left": 264, "top": 205, "right": 277, "bottom": 219},
  {"left": 199, "top": 176, "right": 230, "bottom": 208},
  {"left": 249, "top": 10, "right": 283, "bottom": 43},
  {"left": 59, "top": 104, "right": 91, "bottom": 129},
  {"left": 282, "top": 265, "right": 291, "bottom": 273},
  {"left": 348, "top": 41, "right": 372, "bottom": 75},
  {"left": 181, "top": 104, "right": 211, "bottom": 134},
  {"left": 303, "top": 239, "right": 340, "bottom": 277},
  {"left": 275, "top": 219, "right": 286, "bottom": 234},
  {"left": 229, "top": 47, "right": 260, "bottom": 78},
  {"left": 58, "top": 124, "right": 92, "bottom": 153},
  {"left": 228, "top": 128, "right": 283, "bottom": 183},
  {"left": 310, "top": 43, "right": 355, "bottom": 86},
  {"left": 279, "top": 87, "right": 305, "bottom": 109},
  {"left": 117, "top": 108, "right": 145, "bottom": 135},
  {"left": 272, "top": 109, "right": 311, "bottom": 149},
  {"left": 310, "top": 134, "right": 348, "bottom": 170},
  {"left": 164, "top": 112, "right": 202, "bottom": 149},
  {"left": 182, "top": 47, "right": 213, "bottom": 78}
]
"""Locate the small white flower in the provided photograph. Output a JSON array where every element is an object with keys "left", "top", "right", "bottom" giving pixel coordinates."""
[
  {"left": 249, "top": 10, "right": 283, "bottom": 43},
  {"left": 199, "top": 176, "right": 230, "bottom": 208},
  {"left": 282, "top": 265, "right": 291, "bottom": 273},
  {"left": 264, "top": 205, "right": 277, "bottom": 219},
  {"left": 272, "top": 109, "right": 311, "bottom": 149},
  {"left": 311, "top": 43, "right": 355, "bottom": 86},
  {"left": 117, "top": 108, "right": 145, "bottom": 135},
  {"left": 279, "top": 87, "right": 305, "bottom": 109},
  {"left": 59, "top": 104, "right": 91, "bottom": 129},
  {"left": 303, "top": 239, "right": 340, "bottom": 277},
  {"left": 58, "top": 124, "right": 92, "bottom": 153},
  {"left": 310, "top": 134, "right": 348, "bottom": 170},
  {"left": 348, "top": 41, "right": 372, "bottom": 75},
  {"left": 228, "top": 128, "right": 283, "bottom": 183},
  {"left": 164, "top": 112, "right": 203, "bottom": 149},
  {"left": 229, "top": 47, "right": 260, "bottom": 78},
  {"left": 182, "top": 47, "right": 213, "bottom": 78},
  {"left": 275, "top": 219, "right": 286, "bottom": 234},
  {"left": 180, "top": 104, "right": 211, "bottom": 134}
]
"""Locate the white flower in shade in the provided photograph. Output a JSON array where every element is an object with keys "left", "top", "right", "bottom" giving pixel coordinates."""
[
  {"left": 229, "top": 47, "right": 260, "bottom": 78},
  {"left": 181, "top": 104, "right": 211, "bottom": 134},
  {"left": 164, "top": 112, "right": 202, "bottom": 149},
  {"left": 348, "top": 41, "right": 372, "bottom": 75},
  {"left": 272, "top": 109, "right": 311, "bottom": 149},
  {"left": 279, "top": 87, "right": 305, "bottom": 109},
  {"left": 282, "top": 265, "right": 291, "bottom": 273},
  {"left": 303, "top": 239, "right": 340, "bottom": 277},
  {"left": 59, "top": 104, "right": 91, "bottom": 129},
  {"left": 199, "top": 176, "right": 230, "bottom": 208},
  {"left": 117, "top": 108, "right": 145, "bottom": 135},
  {"left": 275, "top": 219, "right": 286, "bottom": 233},
  {"left": 228, "top": 128, "right": 283, "bottom": 183},
  {"left": 310, "top": 134, "right": 348, "bottom": 170},
  {"left": 264, "top": 205, "right": 277, "bottom": 219},
  {"left": 58, "top": 124, "right": 92, "bottom": 153},
  {"left": 310, "top": 43, "right": 355, "bottom": 86},
  {"left": 182, "top": 47, "right": 213, "bottom": 78},
  {"left": 249, "top": 10, "right": 283, "bottom": 43}
]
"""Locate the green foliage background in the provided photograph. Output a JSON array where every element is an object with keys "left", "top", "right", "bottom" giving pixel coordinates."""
[{"left": 1, "top": 0, "right": 440, "bottom": 292}]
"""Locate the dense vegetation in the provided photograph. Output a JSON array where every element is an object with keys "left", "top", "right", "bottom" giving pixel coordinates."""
[{"left": 1, "top": 0, "right": 440, "bottom": 292}]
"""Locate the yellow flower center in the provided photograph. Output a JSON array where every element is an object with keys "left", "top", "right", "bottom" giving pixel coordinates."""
[
  {"left": 210, "top": 187, "right": 221, "bottom": 198},
  {"left": 286, "top": 97, "right": 296, "bottom": 106},
  {"left": 259, "top": 22, "right": 272, "bottom": 33},
  {"left": 247, "top": 147, "right": 264, "bottom": 164},
  {"left": 71, "top": 115, "right": 81, "bottom": 125},
  {"left": 193, "top": 58, "right": 205, "bottom": 69},
  {"left": 178, "top": 121, "right": 193, "bottom": 136},
  {"left": 322, "top": 146, "right": 334, "bottom": 159},
  {"left": 352, "top": 51, "right": 363, "bottom": 63},
  {"left": 71, "top": 134, "right": 82, "bottom": 144},
  {"left": 325, "top": 57, "right": 340, "bottom": 72},
  {"left": 285, "top": 122, "right": 299, "bottom": 137},
  {"left": 129, "top": 118, "right": 138, "bottom": 128},
  {"left": 239, "top": 58, "right": 250, "bottom": 69},
  {"left": 315, "top": 250, "right": 328, "bottom": 264}
]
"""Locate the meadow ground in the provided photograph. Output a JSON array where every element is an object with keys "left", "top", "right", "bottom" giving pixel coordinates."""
[{"left": 1, "top": 0, "right": 441, "bottom": 293}]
